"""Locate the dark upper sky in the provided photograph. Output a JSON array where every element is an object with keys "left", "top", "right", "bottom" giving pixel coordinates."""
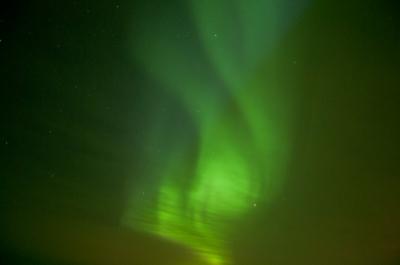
[{"left": 1, "top": 1, "right": 400, "bottom": 265}]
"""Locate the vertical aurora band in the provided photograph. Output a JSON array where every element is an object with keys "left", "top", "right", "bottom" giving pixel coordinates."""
[{"left": 122, "top": 1, "right": 308, "bottom": 264}]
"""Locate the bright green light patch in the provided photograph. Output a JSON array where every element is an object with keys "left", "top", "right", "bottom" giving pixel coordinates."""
[{"left": 192, "top": 138, "right": 256, "bottom": 217}]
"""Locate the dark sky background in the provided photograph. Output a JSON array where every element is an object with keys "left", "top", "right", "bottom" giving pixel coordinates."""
[{"left": 1, "top": 1, "right": 400, "bottom": 265}]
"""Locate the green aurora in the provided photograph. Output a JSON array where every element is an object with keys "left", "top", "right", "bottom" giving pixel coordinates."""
[
  {"left": 122, "top": 1, "right": 308, "bottom": 264},
  {"left": 2, "top": 1, "right": 400, "bottom": 265}
]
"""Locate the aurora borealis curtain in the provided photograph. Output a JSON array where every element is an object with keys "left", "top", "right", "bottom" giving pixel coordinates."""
[{"left": 1, "top": 1, "right": 400, "bottom": 265}]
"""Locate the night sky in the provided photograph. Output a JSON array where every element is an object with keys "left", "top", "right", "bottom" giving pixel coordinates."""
[{"left": 1, "top": 1, "right": 400, "bottom": 265}]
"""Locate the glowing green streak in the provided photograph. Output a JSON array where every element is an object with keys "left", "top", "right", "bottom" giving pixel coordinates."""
[{"left": 122, "top": 1, "right": 307, "bottom": 264}]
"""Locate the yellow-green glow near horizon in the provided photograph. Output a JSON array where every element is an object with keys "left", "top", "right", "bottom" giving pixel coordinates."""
[{"left": 122, "top": 1, "right": 308, "bottom": 264}]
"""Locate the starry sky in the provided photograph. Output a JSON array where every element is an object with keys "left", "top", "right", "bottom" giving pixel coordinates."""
[{"left": 1, "top": 1, "right": 400, "bottom": 265}]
